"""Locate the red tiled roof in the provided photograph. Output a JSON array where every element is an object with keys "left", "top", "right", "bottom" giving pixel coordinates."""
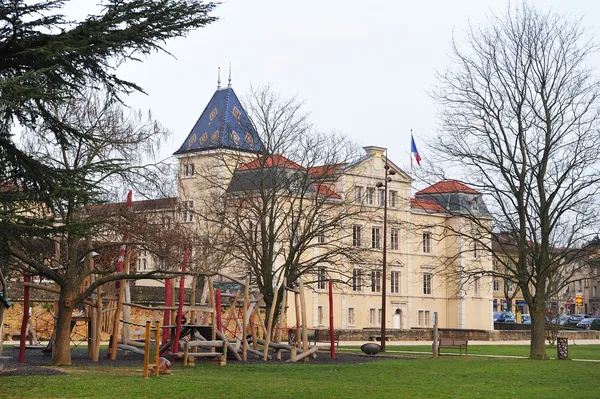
[
  {"left": 238, "top": 155, "right": 303, "bottom": 171},
  {"left": 307, "top": 163, "right": 345, "bottom": 178},
  {"left": 410, "top": 198, "right": 445, "bottom": 212},
  {"left": 313, "top": 183, "right": 341, "bottom": 199},
  {"left": 416, "top": 180, "right": 478, "bottom": 195}
]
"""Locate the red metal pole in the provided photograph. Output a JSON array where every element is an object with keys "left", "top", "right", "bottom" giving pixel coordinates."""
[
  {"left": 18, "top": 272, "right": 30, "bottom": 362},
  {"left": 215, "top": 289, "right": 222, "bottom": 333},
  {"left": 172, "top": 248, "right": 190, "bottom": 354},
  {"left": 162, "top": 280, "right": 171, "bottom": 346},
  {"left": 329, "top": 280, "right": 335, "bottom": 359}
]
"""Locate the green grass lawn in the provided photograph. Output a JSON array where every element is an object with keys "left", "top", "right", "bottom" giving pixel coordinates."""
[
  {"left": 1, "top": 356, "right": 600, "bottom": 399},
  {"left": 339, "top": 344, "right": 600, "bottom": 360}
]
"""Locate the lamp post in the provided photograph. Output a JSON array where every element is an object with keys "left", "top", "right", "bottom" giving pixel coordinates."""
[{"left": 376, "top": 155, "right": 395, "bottom": 352}]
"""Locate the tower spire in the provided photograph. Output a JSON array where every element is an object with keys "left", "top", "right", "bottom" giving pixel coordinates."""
[
  {"left": 217, "top": 66, "right": 221, "bottom": 89},
  {"left": 228, "top": 62, "right": 232, "bottom": 88}
]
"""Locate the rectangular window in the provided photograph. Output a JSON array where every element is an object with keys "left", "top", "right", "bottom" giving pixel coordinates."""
[
  {"left": 352, "top": 225, "right": 362, "bottom": 247},
  {"left": 390, "top": 228, "right": 399, "bottom": 251},
  {"left": 422, "top": 231, "right": 432, "bottom": 253},
  {"left": 390, "top": 271, "right": 400, "bottom": 294},
  {"left": 317, "top": 220, "right": 325, "bottom": 244},
  {"left": 352, "top": 269, "right": 363, "bottom": 292},
  {"left": 423, "top": 273, "right": 432, "bottom": 295},
  {"left": 182, "top": 200, "right": 194, "bottom": 222},
  {"left": 317, "top": 305, "right": 324, "bottom": 326},
  {"left": 162, "top": 216, "right": 171, "bottom": 229},
  {"left": 418, "top": 310, "right": 431, "bottom": 327},
  {"left": 184, "top": 163, "right": 195, "bottom": 177},
  {"left": 371, "top": 270, "right": 382, "bottom": 293},
  {"left": 347, "top": 307, "right": 356, "bottom": 326},
  {"left": 137, "top": 249, "right": 148, "bottom": 271},
  {"left": 473, "top": 241, "right": 481, "bottom": 258},
  {"left": 369, "top": 308, "right": 382, "bottom": 326},
  {"left": 594, "top": 286, "right": 598, "bottom": 297},
  {"left": 365, "top": 188, "right": 374, "bottom": 205},
  {"left": 354, "top": 186, "right": 363, "bottom": 204},
  {"left": 389, "top": 190, "right": 397, "bottom": 208},
  {"left": 493, "top": 279, "right": 500, "bottom": 291},
  {"left": 377, "top": 189, "right": 385, "bottom": 206},
  {"left": 371, "top": 227, "right": 381, "bottom": 249},
  {"left": 474, "top": 276, "right": 481, "bottom": 296},
  {"left": 317, "top": 267, "right": 327, "bottom": 290},
  {"left": 577, "top": 280, "right": 583, "bottom": 291}
]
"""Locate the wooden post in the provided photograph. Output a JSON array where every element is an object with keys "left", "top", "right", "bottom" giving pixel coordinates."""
[
  {"left": 298, "top": 279, "right": 309, "bottom": 358},
  {"left": 276, "top": 288, "right": 286, "bottom": 360},
  {"left": 328, "top": 280, "right": 336, "bottom": 359},
  {"left": 94, "top": 283, "right": 102, "bottom": 362},
  {"left": 251, "top": 299, "right": 259, "bottom": 352},
  {"left": 162, "top": 279, "right": 171, "bottom": 346},
  {"left": 242, "top": 278, "right": 249, "bottom": 361},
  {"left": 173, "top": 248, "right": 190, "bottom": 354},
  {"left": 143, "top": 321, "right": 151, "bottom": 378},
  {"left": 208, "top": 278, "right": 216, "bottom": 349},
  {"left": 263, "top": 284, "right": 280, "bottom": 361},
  {"left": 109, "top": 278, "right": 125, "bottom": 360},
  {"left": 190, "top": 276, "right": 197, "bottom": 324},
  {"left": 154, "top": 321, "right": 160, "bottom": 376},
  {"left": 294, "top": 292, "right": 301, "bottom": 348},
  {"left": 215, "top": 289, "right": 222, "bottom": 333},
  {"left": 433, "top": 312, "right": 439, "bottom": 358},
  {"left": 122, "top": 249, "right": 131, "bottom": 345}
]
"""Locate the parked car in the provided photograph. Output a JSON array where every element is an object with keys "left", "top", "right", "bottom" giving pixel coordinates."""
[
  {"left": 551, "top": 315, "right": 571, "bottom": 325},
  {"left": 576, "top": 317, "right": 600, "bottom": 330},
  {"left": 566, "top": 314, "right": 590, "bottom": 327},
  {"left": 591, "top": 319, "right": 600, "bottom": 331},
  {"left": 494, "top": 311, "right": 516, "bottom": 323},
  {"left": 521, "top": 314, "right": 531, "bottom": 324}
]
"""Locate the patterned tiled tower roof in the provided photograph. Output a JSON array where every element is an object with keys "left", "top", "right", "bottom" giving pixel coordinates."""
[{"left": 173, "top": 87, "right": 262, "bottom": 155}]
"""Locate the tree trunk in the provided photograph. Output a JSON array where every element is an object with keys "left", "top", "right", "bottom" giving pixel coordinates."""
[
  {"left": 529, "top": 306, "right": 548, "bottom": 359},
  {"left": 52, "top": 290, "right": 76, "bottom": 366},
  {"left": 0, "top": 304, "right": 5, "bottom": 356}
]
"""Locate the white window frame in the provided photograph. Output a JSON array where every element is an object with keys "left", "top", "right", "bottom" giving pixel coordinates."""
[
  {"left": 473, "top": 241, "right": 481, "bottom": 259},
  {"left": 371, "top": 269, "right": 382, "bottom": 293},
  {"left": 347, "top": 307, "right": 356, "bottom": 326},
  {"left": 182, "top": 200, "right": 194, "bottom": 222},
  {"left": 184, "top": 162, "right": 195, "bottom": 177},
  {"left": 418, "top": 310, "right": 431, "bottom": 327},
  {"left": 389, "top": 190, "right": 397, "bottom": 208},
  {"left": 354, "top": 186, "right": 363, "bottom": 204},
  {"left": 493, "top": 279, "right": 500, "bottom": 291},
  {"left": 317, "top": 267, "right": 327, "bottom": 290},
  {"left": 317, "top": 305, "right": 324, "bottom": 326},
  {"left": 317, "top": 220, "right": 325, "bottom": 244},
  {"left": 371, "top": 226, "right": 381, "bottom": 249},
  {"left": 365, "top": 188, "right": 374, "bottom": 205},
  {"left": 473, "top": 275, "right": 481, "bottom": 297},
  {"left": 377, "top": 189, "right": 385, "bottom": 206},
  {"left": 352, "top": 268, "right": 363, "bottom": 292},
  {"left": 390, "top": 270, "right": 400, "bottom": 294},
  {"left": 369, "top": 307, "right": 382, "bottom": 326},
  {"left": 352, "top": 225, "right": 362, "bottom": 248},
  {"left": 423, "top": 272, "right": 432, "bottom": 295},
  {"left": 137, "top": 248, "right": 148, "bottom": 271},
  {"left": 422, "top": 231, "right": 432, "bottom": 253},
  {"left": 390, "top": 228, "right": 399, "bottom": 251}
]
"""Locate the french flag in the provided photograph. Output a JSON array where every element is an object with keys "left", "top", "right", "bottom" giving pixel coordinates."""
[{"left": 411, "top": 133, "right": 421, "bottom": 168}]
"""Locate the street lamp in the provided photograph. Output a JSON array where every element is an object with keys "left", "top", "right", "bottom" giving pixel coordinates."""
[{"left": 376, "top": 156, "right": 395, "bottom": 352}]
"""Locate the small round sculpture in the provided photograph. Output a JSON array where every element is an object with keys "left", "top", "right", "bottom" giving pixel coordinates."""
[{"left": 361, "top": 342, "right": 381, "bottom": 355}]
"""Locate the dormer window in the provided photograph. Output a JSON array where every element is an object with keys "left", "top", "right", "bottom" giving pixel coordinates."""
[
  {"left": 184, "top": 163, "right": 195, "bottom": 177},
  {"left": 472, "top": 198, "right": 479, "bottom": 211}
]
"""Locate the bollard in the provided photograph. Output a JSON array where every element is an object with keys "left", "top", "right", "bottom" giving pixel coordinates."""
[{"left": 557, "top": 337, "right": 568, "bottom": 360}]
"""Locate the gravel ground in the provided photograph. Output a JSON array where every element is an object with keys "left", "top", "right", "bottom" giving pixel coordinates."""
[{"left": 1, "top": 346, "right": 415, "bottom": 377}]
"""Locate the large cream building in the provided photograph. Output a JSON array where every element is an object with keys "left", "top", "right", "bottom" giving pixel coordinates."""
[{"left": 155, "top": 82, "right": 496, "bottom": 332}]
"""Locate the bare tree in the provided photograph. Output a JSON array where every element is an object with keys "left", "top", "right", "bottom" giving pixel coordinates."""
[
  {"left": 7, "top": 90, "right": 179, "bottom": 365},
  {"left": 185, "top": 86, "right": 368, "bottom": 330},
  {"left": 429, "top": 3, "right": 600, "bottom": 358}
]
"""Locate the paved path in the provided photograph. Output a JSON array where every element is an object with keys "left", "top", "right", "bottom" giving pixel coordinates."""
[{"left": 338, "top": 339, "right": 600, "bottom": 346}]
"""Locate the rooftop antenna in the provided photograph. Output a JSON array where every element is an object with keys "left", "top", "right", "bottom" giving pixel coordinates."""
[
  {"left": 217, "top": 66, "right": 221, "bottom": 89},
  {"left": 228, "top": 62, "right": 232, "bottom": 88}
]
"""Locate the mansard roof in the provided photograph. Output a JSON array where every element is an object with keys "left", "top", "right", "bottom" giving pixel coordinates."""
[
  {"left": 416, "top": 180, "right": 479, "bottom": 195},
  {"left": 174, "top": 87, "right": 262, "bottom": 155}
]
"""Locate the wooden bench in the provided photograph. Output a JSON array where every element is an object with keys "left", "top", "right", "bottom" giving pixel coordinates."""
[
  {"left": 437, "top": 338, "right": 468, "bottom": 356},
  {"left": 311, "top": 329, "right": 340, "bottom": 348}
]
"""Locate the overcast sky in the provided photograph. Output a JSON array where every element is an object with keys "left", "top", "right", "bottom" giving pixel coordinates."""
[{"left": 89, "top": 1, "right": 599, "bottom": 171}]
